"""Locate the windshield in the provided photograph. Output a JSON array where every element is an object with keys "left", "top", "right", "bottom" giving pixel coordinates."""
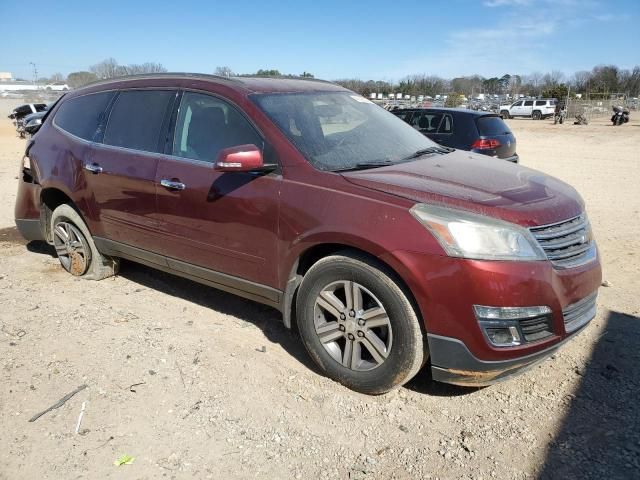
[{"left": 252, "top": 92, "right": 438, "bottom": 171}]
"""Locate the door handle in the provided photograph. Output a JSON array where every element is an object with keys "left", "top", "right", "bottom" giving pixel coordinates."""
[
  {"left": 160, "top": 179, "right": 186, "bottom": 191},
  {"left": 84, "top": 163, "right": 103, "bottom": 174}
]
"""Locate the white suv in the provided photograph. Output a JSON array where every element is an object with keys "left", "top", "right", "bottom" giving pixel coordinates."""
[{"left": 500, "top": 99, "right": 556, "bottom": 120}]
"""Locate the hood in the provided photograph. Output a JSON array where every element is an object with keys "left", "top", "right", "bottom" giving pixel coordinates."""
[{"left": 342, "top": 150, "right": 583, "bottom": 227}]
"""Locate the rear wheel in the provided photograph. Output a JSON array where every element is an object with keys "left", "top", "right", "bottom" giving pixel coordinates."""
[
  {"left": 532, "top": 110, "right": 542, "bottom": 120},
  {"left": 296, "top": 252, "right": 426, "bottom": 394},
  {"left": 51, "top": 204, "right": 119, "bottom": 280}
]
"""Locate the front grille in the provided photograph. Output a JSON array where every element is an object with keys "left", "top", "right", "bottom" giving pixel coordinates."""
[
  {"left": 530, "top": 214, "right": 595, "bottom": 268},
  {"left": 563, "top": 293, "right": 597, "bottom": 333},
  {"left": 519, "top": 315, "right": 553, "bottom": 342}
]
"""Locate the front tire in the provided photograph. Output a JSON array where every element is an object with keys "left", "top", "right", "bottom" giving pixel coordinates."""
[
  {"left": 500, "top": 110, "right": 510, "bottom": 119},
  {"left": 296, "top": 252, "right": 426, "bottom": 394},
  {"left": 51, "top": 204, "right": 119, "bottom": 280}
]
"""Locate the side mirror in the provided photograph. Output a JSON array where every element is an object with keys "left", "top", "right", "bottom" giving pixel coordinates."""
[{"left": 214, "top": 144, "right": 264, "bottom": 172}]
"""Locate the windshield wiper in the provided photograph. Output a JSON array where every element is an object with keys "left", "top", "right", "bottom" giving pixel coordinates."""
[
  {"left": 331, "top": 161, "right": 394, "bottom": 172},
  {"left": 400, "top": 146, "right": 454, "bottom": 162}
]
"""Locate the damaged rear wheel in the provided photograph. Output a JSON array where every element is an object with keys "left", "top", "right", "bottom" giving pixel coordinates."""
[{"left": 51, "top": 204, "right": 119, "bottom": 280}]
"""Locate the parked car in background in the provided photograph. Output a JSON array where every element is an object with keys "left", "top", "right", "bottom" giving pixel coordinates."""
[
  {"left": 392, "top": 108, "right": 519, "bottom": 162},
  {"left": 8, "top": 103, "right": 47, "bottom": 126},
  {"left": 15, "top": 74, "right": 600, "bottom": 394},
  {"left": 21, "top": 110, "right": 48, "bottom": 137},
  {"left": 44, "top": 83, "right": 70, "bottom": 91},
  {"left": 500, "top": 98, "right": 557, "bottom": 120}
]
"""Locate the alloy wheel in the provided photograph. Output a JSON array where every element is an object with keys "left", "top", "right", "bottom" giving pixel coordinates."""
[
  {"left": 313, "top": 280, "right": 393, "bottom": 371},
  {"left": 53, "top": 221, "right": 91, "bottom": 276}
]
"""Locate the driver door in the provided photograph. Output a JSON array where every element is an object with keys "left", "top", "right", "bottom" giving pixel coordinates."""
[{"left": 153, "top": 91, "right": 281, "bottom": 289}]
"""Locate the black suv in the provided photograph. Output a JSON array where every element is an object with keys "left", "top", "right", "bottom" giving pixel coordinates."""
[{"left": 392, "top": 108, "right": 519, "bottom": 163}]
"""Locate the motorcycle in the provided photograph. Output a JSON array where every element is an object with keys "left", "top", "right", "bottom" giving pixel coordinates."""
[{"left": 611, "top": 105, "right": 630, "bottom": 126}]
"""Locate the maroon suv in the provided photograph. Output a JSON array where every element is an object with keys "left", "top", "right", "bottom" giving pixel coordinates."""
[{"left": 14, "top": 74, "right": 601, "bottom": 394}]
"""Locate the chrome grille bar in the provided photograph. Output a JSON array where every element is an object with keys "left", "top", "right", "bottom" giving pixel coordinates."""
[{"left": 530, "top": 214, "right": 595, "bottom": 268}]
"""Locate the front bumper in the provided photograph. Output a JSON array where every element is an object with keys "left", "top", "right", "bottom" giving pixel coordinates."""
[
  {"left": 428, "top": 321, "right": 591, "bottom": 386},
  {"left": 385, "top": 249, "right": 602, "bottom": 386}
]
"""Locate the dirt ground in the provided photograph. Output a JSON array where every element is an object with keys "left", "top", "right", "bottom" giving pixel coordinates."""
[{"left": 1, "top": 99, "right": 639, "bottom": 480}]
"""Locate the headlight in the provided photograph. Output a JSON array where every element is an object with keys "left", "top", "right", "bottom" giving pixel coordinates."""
[{"left": 410, "top": 203, "right": 546, "bottom": 261}]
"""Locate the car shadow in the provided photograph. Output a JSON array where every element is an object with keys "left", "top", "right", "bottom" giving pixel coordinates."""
[
  {"left": 538, "top": 310, "right": 640, "bottom": 480},
  {"left": 116, "top": 259, "right": 322, "bottom": 374}
]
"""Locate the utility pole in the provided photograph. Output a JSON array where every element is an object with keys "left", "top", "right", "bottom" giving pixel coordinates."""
[{"left": 29, "top": 62, "right": 38, "bottom": 85}]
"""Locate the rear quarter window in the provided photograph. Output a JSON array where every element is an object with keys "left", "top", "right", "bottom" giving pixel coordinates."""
[
  {"left": 476, "top": 116, "right": 512, "bottom": 136},
  {"left": 54, "top": 91, "right": 116, "bottom": 141}
]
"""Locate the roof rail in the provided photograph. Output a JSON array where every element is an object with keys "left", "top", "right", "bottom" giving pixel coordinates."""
[{"left": 79, "top": 72, "right": 241, "bottom": 89}]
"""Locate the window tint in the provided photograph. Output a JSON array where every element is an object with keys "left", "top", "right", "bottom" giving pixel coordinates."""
[
  {"left": 524, "top": 100, "right": 534, "bottom": 106},
  {"left": 54, "top": 92, "right": 115, "bottom": 141},
  {"left": 437, "top": 114, "right": 453, "bottom": 134},
  {"left": 104, "top": 90, "right": 174, "bottom": 153},
  {"left": 393, "top": 110, "right": 413, "bottom": 121},
  {"left": 512, "top": 101, "right": 522, "bottom": 107},
  {"left": 535, "top": 100, "right": 547, "bottom": 106},
  {"left": 477, "top": 116, "right": 511, "bottom": 136},
  {"left": 172, "top": 92, "right": 262, "bottom": 162},
  {"left": 411, "top": 112, "right": 443, "bottom": 132}
]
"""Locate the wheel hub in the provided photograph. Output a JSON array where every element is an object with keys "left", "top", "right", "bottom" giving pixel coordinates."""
[
  {"left": 53, "top": 221, "right": 91, "bottom": 276},
  {"left": 313, "top": 280, "right": 393, "bottom": 372}
]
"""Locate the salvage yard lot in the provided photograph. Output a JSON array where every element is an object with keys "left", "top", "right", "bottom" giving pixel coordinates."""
[{"left": 1, "top": 100, "right": 639, "bottom": 479}]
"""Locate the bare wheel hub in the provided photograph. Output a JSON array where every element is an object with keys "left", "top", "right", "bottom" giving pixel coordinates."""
[
  {"left": 313, "top": 280, "right": 393, "bottom": 371},
  {"left": 53, "top": 221, "right": 91, "bottom": 276}
]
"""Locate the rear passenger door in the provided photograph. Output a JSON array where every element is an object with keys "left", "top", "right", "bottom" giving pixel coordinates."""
[
  {"left": 153, "top": 91, "right": 281, "bottom": 289},
  {"left": 86, "top": 89, "right": 177, "bottom": 248}
]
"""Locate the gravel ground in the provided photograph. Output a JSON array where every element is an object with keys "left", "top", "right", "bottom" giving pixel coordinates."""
[{"left": 0, "top": 100, "right": 639, "bottom": 479}]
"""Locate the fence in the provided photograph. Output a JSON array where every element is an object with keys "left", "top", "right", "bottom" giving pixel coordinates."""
[{"left": 565, "top": 94, "right": 637, "bottom": 122}]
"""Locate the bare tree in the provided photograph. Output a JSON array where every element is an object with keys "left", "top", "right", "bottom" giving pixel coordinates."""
[
  {"left": 214, "top": 66, "right": 234, "bottom": 77},
  {"left": 120, "top": 63, "right": 167, "bottom": 75},
  {"left": 67, "top": 71, "right": 99, "bottom": 88},
  {"left": 90, "top": 58, "right": 121, "bottom": 79}
]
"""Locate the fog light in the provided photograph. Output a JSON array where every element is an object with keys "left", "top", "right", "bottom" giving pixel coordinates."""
[
  {"left": 485, "top": 327, "right": 521, "bottom": 347},
  {"left": 474, "top": 305, "right": 551, "bottom": 347}
]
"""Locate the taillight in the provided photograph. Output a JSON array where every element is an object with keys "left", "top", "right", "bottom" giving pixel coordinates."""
[
  {"left": 21, "top": 155, "right": 36, "bottom": 183},
  {"left": 471, "top": 138, "right": 501, "bottom": 150}
]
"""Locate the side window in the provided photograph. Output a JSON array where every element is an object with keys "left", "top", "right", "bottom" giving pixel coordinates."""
[
  {"left": 535, "top": 100, "right": 546, "bottom": 106},
  {"left": 412, "top": 112, "right": 443, "bottom": 132},
  {"left": 172, "top": 92, "right": 262, "bottom": 162},
  {"left": 512, "top": 101, "right": 522, "bottom": 107},
  {"left": 437, "top": 114, "right": 453, "bottom": 134},
  {"left": 394, "top": 110, "right": 412, "bottom": 122},
  {"left": 524, "top": 100, "right": 534, "bottom": 106},
  {"left": 103, "top": 90, "right": 175, "bottom": 153},
  {"left": 54, "top": 91, "right": 116, "bottom": 141}
]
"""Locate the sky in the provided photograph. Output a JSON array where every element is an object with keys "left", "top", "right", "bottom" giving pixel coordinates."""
[{"left": 1, "top": 0, "right": 638, "bottom": 82}]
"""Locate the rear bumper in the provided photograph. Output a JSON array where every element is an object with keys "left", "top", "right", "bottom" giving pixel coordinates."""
[
  {"left": 15, "top": 218, "right": 44, "bottom": 241},
  {"left": 428, "top": 321, "right": 590, "bottom": 386},
  {"left": 502, "top": 153, "right": 519, "bottom": 163}
]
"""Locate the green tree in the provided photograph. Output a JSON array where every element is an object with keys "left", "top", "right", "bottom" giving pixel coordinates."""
[{"left": 445, "top": 93, "right": 464, "bottom": 107}]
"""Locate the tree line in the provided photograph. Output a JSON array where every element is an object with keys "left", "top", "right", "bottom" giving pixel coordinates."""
[
  {"left": 335, "top": 65, "right": 640, "bottom": 98},
  {"left": 43, "top": 59, "right": 640, "bottom": 98}
]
